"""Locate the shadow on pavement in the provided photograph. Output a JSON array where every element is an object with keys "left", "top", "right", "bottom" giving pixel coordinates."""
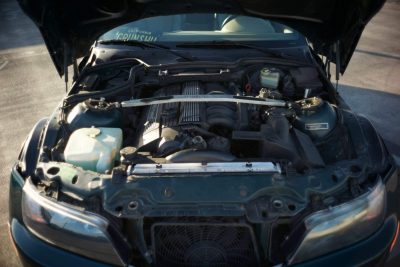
[
  {"left": 0, "top": 0, "right": 45, "bottom": 51},
  {"left": 338, "top": 84, "right": 400, "bottom": 159},
  {"left": 355, "top": 50, "right": 400, "bottom": 61}
]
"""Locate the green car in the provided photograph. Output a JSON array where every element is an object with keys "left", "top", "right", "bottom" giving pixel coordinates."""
[{"left": 9, "top": 0, "right": 399, "bottom": 266}]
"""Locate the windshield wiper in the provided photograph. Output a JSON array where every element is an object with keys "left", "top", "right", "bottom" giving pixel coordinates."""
[
  {"left": 176, "top": 40, "right": 299, "bottom": 61},
  {"left": 98, "top": 39, "right": 196, "bottom": 61}
]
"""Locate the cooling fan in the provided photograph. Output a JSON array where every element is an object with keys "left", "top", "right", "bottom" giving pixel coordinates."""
[{"left": 151, "top": 217, "right": 260, "bottom": 267}]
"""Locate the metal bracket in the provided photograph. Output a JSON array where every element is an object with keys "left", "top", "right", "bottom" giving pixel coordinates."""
[
  {"left": 112, "top": 165, "right": 127, "bottom": 184},
  {"left": 349, "top": 178, "right": 362, "bottom": 197},
  {"left": 284, "top": 163, "right": 297, "bottom": 182},
  {"left": 46, "top": 181, "right": 59, "bottom": 200}
]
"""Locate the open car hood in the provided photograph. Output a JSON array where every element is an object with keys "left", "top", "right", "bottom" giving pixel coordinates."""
[{"left": 17, "top": 0, "right": 385, "bottom": 77}]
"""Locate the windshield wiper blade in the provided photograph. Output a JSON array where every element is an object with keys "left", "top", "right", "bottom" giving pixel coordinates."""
[
  {"left": 98, "top": 39, "right": 196, "bottom": 61},
  {"left": 176, "top": 40, "right": 298, "bottom": 61},
  {"left": 98, "top": 39, "right": 171, "bottom": 49}
]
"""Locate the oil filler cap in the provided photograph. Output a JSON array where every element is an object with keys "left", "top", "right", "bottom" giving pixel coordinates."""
[{"left": 85, "top": 126, "right": 101, "bottom": 138}]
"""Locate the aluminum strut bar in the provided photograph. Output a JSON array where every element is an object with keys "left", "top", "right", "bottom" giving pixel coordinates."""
[{"left": 121, "top": 94, "right": 287, "bottom": 108}]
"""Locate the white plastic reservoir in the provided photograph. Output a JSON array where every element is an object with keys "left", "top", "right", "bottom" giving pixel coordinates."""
[{"left": 64, "top": 127, "right": 123, "bottom": 173}]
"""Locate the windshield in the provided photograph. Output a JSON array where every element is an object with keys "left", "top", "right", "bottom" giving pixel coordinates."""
[{"left": 99, "top": 14, "right": 306, "bottom": 47}]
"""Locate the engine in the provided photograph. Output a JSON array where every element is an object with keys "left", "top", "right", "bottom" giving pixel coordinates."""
[
  {"left": 133, "top": 81, "right": 249, "bottom": 160},
  {"left": 58, "top": 66, "right": 351, "bottom": 174}
]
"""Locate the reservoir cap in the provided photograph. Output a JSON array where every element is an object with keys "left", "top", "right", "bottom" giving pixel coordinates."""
[
  {"left": 86, "top": 127, "right": 101, "bottom": 138},
  {"left": 120, "top": 147, "right": 138, "bottom": 161}
]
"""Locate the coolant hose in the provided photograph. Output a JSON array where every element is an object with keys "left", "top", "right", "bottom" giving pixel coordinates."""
[{"left": 166, "top": 149, "right": 236, "bottom": 163}]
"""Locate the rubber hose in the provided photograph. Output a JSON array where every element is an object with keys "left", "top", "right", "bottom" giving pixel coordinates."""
[{"left": 166, "top": 149, "right": 236, "bottom": 163}]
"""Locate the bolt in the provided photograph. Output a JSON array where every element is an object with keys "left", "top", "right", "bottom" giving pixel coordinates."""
[
  {"left": 239, "top": 188, "right": 248, "bottom": 197},
  {"left": 313, "top": 195, "right": 321, "bottom": 201},
  {"left": 128, "top": 201, "right": 139, "bottom": 210},
  {"left": 273, "top": 199, "right": 284, "bottom": 209},
  {"left": 272, "top": 174, "right": 284, "bottom": 181},
  {"left": 164, "top": 188, "right": 173, "bottom": 198},
  {"left": 99, "top": 97, "right": 105, "bottom": 107}
]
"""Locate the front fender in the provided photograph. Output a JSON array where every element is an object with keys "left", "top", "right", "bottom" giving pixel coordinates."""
[
  {"left": 18, "top": 117, "right": 48, "bottom": 178},
  {"left": 355, "top": 113, "right": 392, "bottom": 175}
]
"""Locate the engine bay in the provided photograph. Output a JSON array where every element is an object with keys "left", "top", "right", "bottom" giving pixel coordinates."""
[{"left": 54, "top": 62, "right": 353, "bottom": 176}]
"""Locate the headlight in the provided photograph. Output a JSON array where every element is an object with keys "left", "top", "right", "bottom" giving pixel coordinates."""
[
  {"left": 22, "top": 178, "right": 128, "bottom": 266},
  {"left": 288, "top": 179, "right": 386, "bottom": 264}
]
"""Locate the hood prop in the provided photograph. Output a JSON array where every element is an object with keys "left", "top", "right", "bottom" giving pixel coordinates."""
[
  {"left": 334, "top": 41, "right": 340, "bottom": 91},
  {"left": 64, "top": 43, "right": 68, "bottom": 93},
  {"left": 324, "top": 46, "right": 332, "bottom": 81},
  {"left": 72, "top": 47, "right": 79, "bottom": 82},
  {"left": 63, "top": 43, "right": 80, "bottom": 93}
]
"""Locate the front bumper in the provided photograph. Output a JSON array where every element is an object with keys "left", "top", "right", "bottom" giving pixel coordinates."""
[
  {"left": 9, "top": 215, "right": 398, "bottom": 267},
  {"left": 9, "top": 162, "right": 400, "bottom": 267}
]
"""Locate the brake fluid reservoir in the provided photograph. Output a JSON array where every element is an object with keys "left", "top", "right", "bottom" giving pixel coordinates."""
[
  {"left": 64, "top": 127, "right": 123, "bottom": 173},
  {"left": 260, "top": 68, "right": 280, "bottom": 89}
]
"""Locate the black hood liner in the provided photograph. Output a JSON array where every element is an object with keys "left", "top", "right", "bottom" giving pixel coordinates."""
[{"left": 17, "top": 0, "right": 386, "bottom": 77}]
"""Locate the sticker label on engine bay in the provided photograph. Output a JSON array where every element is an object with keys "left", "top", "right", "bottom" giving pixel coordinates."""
[{"left": 305, "top": 123, "right": 329, "bottom": 130}]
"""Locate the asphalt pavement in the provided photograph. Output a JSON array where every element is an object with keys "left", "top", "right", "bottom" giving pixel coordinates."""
[{"left": 0, "top": 0, "right": 399, "bottom": 266}]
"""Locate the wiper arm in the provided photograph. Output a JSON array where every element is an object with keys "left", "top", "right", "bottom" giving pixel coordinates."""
[
  {"left": 98, "top": 39, "right": 196, "bottom": 61},
  {"left": 176, "top": 40, "right": 298, "bottom": 61}
]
